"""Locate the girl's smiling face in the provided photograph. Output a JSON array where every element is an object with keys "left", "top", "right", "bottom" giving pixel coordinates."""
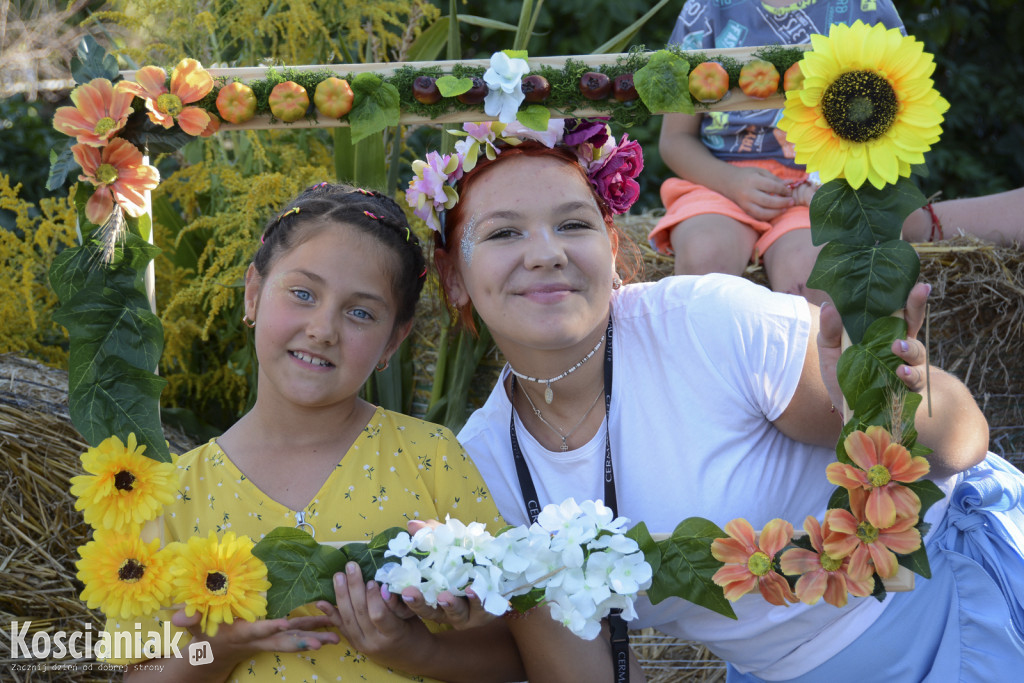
[
  {"left": 439, "top": 154, "right": 617, "bottom": 356},
  {"left": 245, "top": 223, "right": 409, "bottom": 411}
]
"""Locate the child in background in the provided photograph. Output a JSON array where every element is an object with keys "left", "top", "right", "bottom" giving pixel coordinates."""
[
  {"left": 114, "top": 183, "right": 521, "bottom": 682},
  {"left": 650, "top": 0, "right": 905, "bottom": 305}
]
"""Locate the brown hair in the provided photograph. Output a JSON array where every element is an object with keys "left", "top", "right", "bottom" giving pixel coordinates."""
[{"left": 437, "top": 141, "right": 643, "bottom": 331}]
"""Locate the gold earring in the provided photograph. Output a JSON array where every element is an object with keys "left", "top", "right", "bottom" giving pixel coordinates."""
[
  {"left": 242, "top": 314, "right": 256, "bottom": 328},
  {"left": 375, "top": 359, "right": 389, "bottom": 372}
]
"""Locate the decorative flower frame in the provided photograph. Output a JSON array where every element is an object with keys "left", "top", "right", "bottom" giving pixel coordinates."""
[{"left": 52, "top": 23, "right": 948, "bottom": 642}]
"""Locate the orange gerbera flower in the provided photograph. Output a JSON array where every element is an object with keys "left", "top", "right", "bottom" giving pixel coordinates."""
[
  {"left": 120, "top": 58, "right": 213, "bottom": 136},
  {"left": 826, "top": 425, "right": 929, "bottom": 528},
  {"left": 53, "top": 78, "right": 135, "bottom": 147},
  {"left": 711, "top": 518, "right": 798, "bottom": 606},
  {"left": 73, "top": 138, "right": 160, "bottom": 225},
  {"left": 823, "top": 489, "right": 922, "bottom": 579},
  {"left": 779, "top": 515, "right": 875, "bottom": 608}
]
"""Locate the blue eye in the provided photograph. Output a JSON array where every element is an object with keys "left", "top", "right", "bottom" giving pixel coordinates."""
[
  {"left": 291, "top": 288, "right": 313, "bottom": 302},
  {"left": 351, "top": 308, "right": 374, "bottom": 321}
]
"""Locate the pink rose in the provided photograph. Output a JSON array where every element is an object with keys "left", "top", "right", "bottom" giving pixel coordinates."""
[{"left": 588, "top": 135, "right": 643, "bottom": 214}]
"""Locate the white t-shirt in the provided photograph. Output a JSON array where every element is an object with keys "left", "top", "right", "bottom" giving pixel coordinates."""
[{"left": 458, "top": 274, "right": 893, "bottom": 679}]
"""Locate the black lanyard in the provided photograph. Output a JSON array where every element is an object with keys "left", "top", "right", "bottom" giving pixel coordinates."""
[{"left": 509, "top": 316, "right": 629, "bottom": 681}]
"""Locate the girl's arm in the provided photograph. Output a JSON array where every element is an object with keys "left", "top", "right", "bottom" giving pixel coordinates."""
[
  {"left": 659, "top": 112, "right": 793, "bottom": 221},
  {"left": 124, "top": 612, "right": 338, "bottom": 683},
  {"left": 774, "top": 282, "right": 989, "bottom": 477}
]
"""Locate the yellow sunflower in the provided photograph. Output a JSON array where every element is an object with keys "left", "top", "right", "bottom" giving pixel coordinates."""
[
  {"left": 170, "top": 531, "right": 270, "bottom": 637},
  {"left": 70, "top": 433, "right": 177, "bottom": 531},
  {"left": 76, "top": 529, "right": 175, "bottom": 619},
  {"left": 778, "top": 20, "right": 949, "bottom": 190}
]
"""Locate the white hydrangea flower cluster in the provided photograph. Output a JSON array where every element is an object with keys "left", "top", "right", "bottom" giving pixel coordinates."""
[{"left": 374, "top": 498, "right": 653, "bottom": 640}]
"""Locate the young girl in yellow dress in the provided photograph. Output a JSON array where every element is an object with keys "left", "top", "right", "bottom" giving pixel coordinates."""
[{"left": 114, "top": 183, "right": 522, "bottom": 682}]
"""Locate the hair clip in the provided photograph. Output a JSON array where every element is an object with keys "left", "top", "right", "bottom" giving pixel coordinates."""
[
  {"left": 308, "top": 182, "right": 329, "bottom": 191},
  {"left": 279, "top": 207, "right": 300, "bottom": 221},
  {"left": 260, "top": 233, "right": 266, "bottom": 244},
  {"left": 363, "top": 210, "right": 380, "bottom": 220},
  {"left": 419, "top": 265, "right": 428, "bottom": 278},
  {"left": 355, "top": 188, "right": 374, "bottom": 196},
  {"left": 403, "top": 227, "right": 411, "bottom": 242}
]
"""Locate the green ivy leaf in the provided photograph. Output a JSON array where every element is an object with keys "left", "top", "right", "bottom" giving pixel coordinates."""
[
  {"left": 625, "top": 521, "right": 661, "bottom": 575},
  {"left": 436, "top": 75, "right": 473, "bottom": 97},
  {"left": 634, "top": 50, "right": 693, "bottom": 115},
  {"left": 70, "top": 35, "right": 119, "bottom": 85},
  {"left": 646, "top": 517, "right": 735, "bottom": 619},
  {"left": 69, "top": 355, "right": 169, "bottom": 461},
  {"left": 807, "top": 240, "right": 920, "bottom": 344},
  {"left": 895, "top": 541, "right": 932, "bottom": 579},
  {"left": 252, "top": 528, "right": 349, "bottom": 619},
  {"left": 46, "top": 141, "right": 77, "bottom": 192},
  {"left": 905, "top": 479, "right": 945, "bottom": 521},
  {"left": 349, "top": 73, "right": 400, "bottom": 144},
  {"left": 837, "top": 317, "right": 906, "bottom": 411},
  {"left": 809, "top": 177, "right": 927, "bottom": 246},
  {"left": 344, "top": 527, "right": 406, "bottom": 581},
  {"left": 118, "top": 111, "right": 193, "bottom": 155},
  {"left": 516, "top": 105, "right": 550, "bottom": 132}
]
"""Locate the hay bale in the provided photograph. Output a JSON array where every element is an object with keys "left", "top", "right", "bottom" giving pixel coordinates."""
[{"left": 0, "top": 355, "right": 197, "bottom": 682}]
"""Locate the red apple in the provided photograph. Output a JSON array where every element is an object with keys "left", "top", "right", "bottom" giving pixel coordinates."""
[
  {"left": 738, "top": 60, "right": 780, "bottom": 99},
  {"left": 783, "top": 62, "right": 805, "bottom": 92},
  {"left": 456, "top": 77, "right": 488, "bottom": 105},
  {"left": 269, "top": 81, "right": 310, "bottom": 123},
  {"left": 215, "top": 82, "right": 257, "bottom": 124},
  {"left": 314, "top": 77, "right": 354, "bottom": 118},
  {"left": 521, "top": 75, "right": 551, "bottom": 103},
  {"left": 688, "top": 61, "right": 730, "bottom": 103},
  {"left": 613, "top": 73, "right": 639, "bottom": 102},
  {"left": 412, "top": 76, "right": 442, "bottom": 105},
  {"left": 579, "top": 72, "right": 612, "bottom": 100}
]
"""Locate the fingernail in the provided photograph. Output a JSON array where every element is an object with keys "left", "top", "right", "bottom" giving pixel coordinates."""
[
  {"left": 380, "top": 585, "right": 391, "bottom": 601},
  {"left": 347, "top": 562, "right": 358, "bottom": 575},
  {"left": 902, "top": 366, "right": 911, "bottom": 376},
  {"left": 402, "top": 595, "right": 415, "bottom": 603},
  {"left": 335, "top": 572, "right": 345, "bottom": 587},
  {"left": 925, "top": 283, "right": 932, "bottom": 296},
  {"left": 438, "top": 599, "right": 451, "bottom": 608},
  {"left": 900, "top": 340, "right": 909, "bottom": 352}
]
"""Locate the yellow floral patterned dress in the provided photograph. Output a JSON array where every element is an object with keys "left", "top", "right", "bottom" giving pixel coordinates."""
[{"left": 106, "top": 407, "right": 503, "bottom": 682}]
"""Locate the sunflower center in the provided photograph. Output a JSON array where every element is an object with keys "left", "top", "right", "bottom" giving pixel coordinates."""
[
  {"left": 156, "top": 93, "right": 183, "bottom": 116},
  {"left": 821, "top": 70, "right": 898, "bottom": 143},
  {"left": 206, "top": 571, "right": 229, "bottom": 595},
  {"left": 114, "top": 469, "right": 136, "bottom": 491},
  {"left": 118, "top": 558, "right": 146, "bottom": 583},
  {"left": 819, "top": 551, "right": 843, "bottom": 572},
  {"left": 747, "top": 551, "right": 772, "bottom": 576},
  {"left": 867, "top": 464, "right": 892, "bottom": 487},
  {"left": 93, "top": 116, "right": 117, "bottom": 137},
  {"left": 856, "top": 520, "right": 880, "bottom": 544},
  {"left": 96, "top": 163, "right": 119, "bottom": 185}
]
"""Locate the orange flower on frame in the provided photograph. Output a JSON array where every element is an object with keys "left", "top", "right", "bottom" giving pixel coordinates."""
[
  {"left": 53, "top": 78, "right": 135, "bottom": 147},
  {"left": 823, "top": 488, "right": 922, "bottom": 579},
  {"left": 826, "top": 425, "right": 929, "bottom": 529},
  {"left": 73, "top": 138, "right": 160, "bottom": 225},
  {"left": 120, "top": 58, "right": 214, "bottom": 136},
  {"left": 711, "top": 518, "right": 797, "bottom": 606},
  {"left": 779, "top": 515, "right": 874, "bottom": 608}
]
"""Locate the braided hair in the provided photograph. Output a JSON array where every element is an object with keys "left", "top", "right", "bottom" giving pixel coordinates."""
[{"left": 253, "top": 182, "right": 427, "bottom": 327}]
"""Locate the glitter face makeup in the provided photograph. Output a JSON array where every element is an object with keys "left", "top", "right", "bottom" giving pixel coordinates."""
[{"left": 460, "top": 214, "right": 479, "bottom": 265}]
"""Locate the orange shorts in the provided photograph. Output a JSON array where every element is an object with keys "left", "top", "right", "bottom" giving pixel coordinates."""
[{"left": 648, "top": 159, "right": 809, "bottom": 263}]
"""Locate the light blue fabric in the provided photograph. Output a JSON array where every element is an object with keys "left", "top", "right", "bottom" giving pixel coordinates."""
[{"left": 727, "top": 453, "right": 1024, "bottom": 682}]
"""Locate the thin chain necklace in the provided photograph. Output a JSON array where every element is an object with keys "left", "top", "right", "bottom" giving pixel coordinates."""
[
  {"left": 507, "top": 333, "right": 605, "bottom": 404},
  {"left": 516, "top": 379, "right": 603, "bottom": 451}
]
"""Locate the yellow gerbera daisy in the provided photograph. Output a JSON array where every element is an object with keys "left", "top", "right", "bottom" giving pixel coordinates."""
[
  {"left": 76, "top": 529, "right": 175, "bottom": 619},
  {"left": 778, "top": 20, "right": 949, "bottom": 190},
  {"left": 170, "top": 531, "right": 270, "bottom": 637},
  {"left": 70, "top": 434, "right": 177, "bottom": 531}
]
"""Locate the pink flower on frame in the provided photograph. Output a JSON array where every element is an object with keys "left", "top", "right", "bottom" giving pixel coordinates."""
[
  {"left": 826, "top": 425, "right": 929, "bottom": 529},
  {"left": 73, "top": 138, "right": 160, "bottom": 225},
  {"left": 711, "top": 518, "right": 797, "bottom": 606},
  {"left": 120, "top": 58, "right": 214, "bottom": 136},
  {"left": 779, "top": 515, "right": 875, "bottom": 608},
  {"left": 823, "top": 488, "right": 922, "bottom": 579},
  {"left": 53, "top": 78, "right": 134, "bottom": 147},
  {"left": 588, "top": 135, "right": 643, "bottom": 214}
]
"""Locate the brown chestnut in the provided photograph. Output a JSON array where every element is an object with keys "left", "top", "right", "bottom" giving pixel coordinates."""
[
  {"left": 457, "top": 77, "right": 488, "bottom": 105},
  {"left": 412, "top": 76, "right": 442, "bottom": 105},
  {"left": 521, "top": 75, "right": 551, "bottom": 103},
  {"left": 579, "top": 71, "right": 612, "bottom": 101},
  {"left": 613, "top": 73, "right": 639, "bottom": 102}
]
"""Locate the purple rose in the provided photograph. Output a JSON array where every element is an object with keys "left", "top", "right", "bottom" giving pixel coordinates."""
[
  {"left": 563, "top": 118, "right": 610, "bottom": 148},
  {"left": 588, "top": 135, "right": 644, "bottom": 214}
]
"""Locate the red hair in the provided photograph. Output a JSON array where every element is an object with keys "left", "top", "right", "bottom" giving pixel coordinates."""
[{"left": 436, "top": 141, "right": 643, "bottom": 332}]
